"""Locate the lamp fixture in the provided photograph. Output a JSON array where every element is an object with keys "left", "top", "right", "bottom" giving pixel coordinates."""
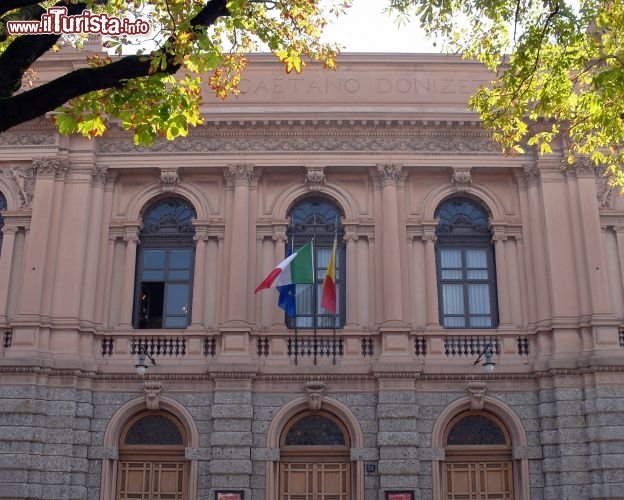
[
  {"left": 473, "top": 343, "right": 496, "bottom": 373},
  {"left": 135, "top": 346, "right": 156, "bottom": 377}
]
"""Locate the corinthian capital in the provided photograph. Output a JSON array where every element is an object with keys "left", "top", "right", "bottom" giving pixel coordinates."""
[
  {"left": 33, "top": 157, "right": 68, "bottom": 179},
  {"left": 226, "top": 164, "right": 255, "bottom": 186},
  {"left": 377, "top": 164, "right": 402, "bottom": 186}
]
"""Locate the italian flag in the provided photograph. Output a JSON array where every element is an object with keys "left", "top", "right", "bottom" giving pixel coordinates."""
[
  {"left": 254, "top": 242, "right": 314, "bottom": 292},
  {"left": 321, "top": 238, "right": 337, "bottom": 313}
]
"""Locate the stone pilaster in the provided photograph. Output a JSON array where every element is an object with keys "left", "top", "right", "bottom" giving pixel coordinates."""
[{"left": 118, "top": 226, "right": 140, "bottom": 328}]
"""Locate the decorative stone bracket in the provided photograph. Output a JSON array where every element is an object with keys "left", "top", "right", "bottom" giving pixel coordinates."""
[
  {"left": 144, "top": 381, "right": 163, "bottom": 410},
  {"left": 466, "top": 381, "right": 487, "bottom": 411},
  {"left": 160, "top": 168, "right": 180, "bottom": 190},
  {"left": 304, "top": 380, "right": 326, "bottom": 410},
  {"left": 451, "top": 167, "right": 472, "bottom": 191},
  {"left": 305, "top": 166, "right": 326, "bottom": 191}
]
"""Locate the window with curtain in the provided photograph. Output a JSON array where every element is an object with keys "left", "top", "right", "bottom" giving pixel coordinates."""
[
  {"left": 0, "top": 192, "right": 6, "bottom": 255},
  {"left": 435, "top": 197, "right": 498, "bottom": 328},
  {"left": 286, "top": 197, "right": 345, "bottom": 329},
  {"left": 133, "top": 198, "right": 196, "bottom": 329}
]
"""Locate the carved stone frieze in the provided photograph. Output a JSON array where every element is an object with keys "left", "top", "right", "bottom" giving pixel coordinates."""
[
  {"left": 451, "top": 167, "right": 472, "bottom": 191},
  {"left": 466, "top": 381, "right": 487, "bottom": 411},
  {"left": 98, "top": 125, "right": 503, "bottom": 154},
  {"left": 143, "top": 381, "right": 163, "bottom": 410},
  {"left": 5, "top": 166, "right": 35, "bottom": 207},
  {"left": 0, "top": 132, "right": 56, "bottom": 146},
  {"left": 226, "top": 164, "right": 255, "bottom": 186},
  {"left": 304, "top": 380, "right": 326, "bottom": 411},
  {"left": 305, "top": 166, "right": 326, "bottom": 191}
]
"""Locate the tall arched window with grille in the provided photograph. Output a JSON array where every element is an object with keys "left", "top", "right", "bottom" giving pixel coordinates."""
[
  {"left": 133, "top": 198, "right": 196, "bottom": 329},
  {"left": 0, "top": 192, "right": 6, "bottom": 255},
  {"left": 435, "top": 197, "right": 498, "bottom": 328},
  {"left": 286, "top": 197, "right": 345, "bottom": 329}
]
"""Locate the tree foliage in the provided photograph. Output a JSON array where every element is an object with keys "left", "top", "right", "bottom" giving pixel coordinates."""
[
  {"left": 390, "top": 0, "right": 624, "bottom": 184},
  {"left": 0, "top": 0, "right": 348, "bottom": 144}
]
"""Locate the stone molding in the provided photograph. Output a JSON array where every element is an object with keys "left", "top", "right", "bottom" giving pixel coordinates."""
[{"left": 98, "top": 124, "right": 503, "bottom": 154}]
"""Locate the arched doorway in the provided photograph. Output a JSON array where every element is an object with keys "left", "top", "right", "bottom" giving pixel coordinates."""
[
  {"left": 116, "top": 411, "right": 188, "bottom": 500},
  {"left": 443, "top": 411, "right": 513, "bottom": 499},
  {"left": 279, "top": 411, "right": 351, "bottom": 499}
]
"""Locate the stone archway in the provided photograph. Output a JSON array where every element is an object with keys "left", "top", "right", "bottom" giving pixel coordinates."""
[{"left": 266, "top": 396, "right": 365, "bottom": 500}]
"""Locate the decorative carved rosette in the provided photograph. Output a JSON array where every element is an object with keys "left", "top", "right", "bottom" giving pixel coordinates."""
[
  {"left": 451, "top": 167, "right": 472, "bottom": 191},
  {"left": 376, "top": 164, "right": 402, "bottom": 186},
  {"left": 226, "top": 164, "right": 255, "bottom": 186},
  {"left": 305, "top": 166, "right": 326, "bottom": 191}
]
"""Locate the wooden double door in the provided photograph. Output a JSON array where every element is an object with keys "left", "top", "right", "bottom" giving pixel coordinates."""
[
  {"left": 280, "top": 460, "right": 351, "bottom": 500},
  {"left": 445, "top": 457, "right": 514, "bottom": 500},
  {"left": 117, "top": 458, "right": 186, "bottom": 500}
]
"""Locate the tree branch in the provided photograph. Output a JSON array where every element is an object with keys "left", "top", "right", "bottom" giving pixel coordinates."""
[
  {"left": 0, "top": 0, "right": 44, "bottom": 18},
  {"left": 0, "top": 0, "right": 230, "bottom": 132}
]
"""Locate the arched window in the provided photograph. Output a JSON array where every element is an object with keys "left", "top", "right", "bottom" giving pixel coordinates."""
[
  {"left": 134, "top": 198, "right": 196, "bottom": 329},
  {"left": 435, "top": 198, "right": 498, "bottom": 328},
  {"left": 0, "top": 192, "right": 6, "bottom": 255},
  {"left": 286, "top": 197, "right": 345, "bottom": 329}
]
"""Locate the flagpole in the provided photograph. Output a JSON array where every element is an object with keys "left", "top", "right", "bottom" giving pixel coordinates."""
[
  {"left": 290, "top": 224, "right": 298, "bottom": 366},
  {"left": 312, "top": 213, "right": 317, "bottom": 366},
  {"left": 332, "top": 215, "right": 338, "bottom": 365}
]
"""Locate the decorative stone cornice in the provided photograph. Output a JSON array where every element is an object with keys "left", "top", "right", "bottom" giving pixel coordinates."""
[
  {"left": 305, "top": 166, "right": 326, "bottom": 191},
  {"left": 33, "top": 157, "right": 68, "bottom": 179},
  {"left": 377, "top": 164, "right": 402, "bottom": 186},
  {"left": 451, "top": 167, "right": 472, "bottom": 191},
  {"left": 226, "top": 164, "right": 255, "bottom": 186},
  {"left": 5, "top": 165, "right": 35, "bottom": 207}
]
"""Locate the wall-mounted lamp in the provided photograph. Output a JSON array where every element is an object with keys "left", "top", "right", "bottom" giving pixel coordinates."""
[
  {"left": 135, "top": 346, "right": 156, "bottom": 377},
  {"left": 473, "top": 343, "right": 496, "bottom": 373}
]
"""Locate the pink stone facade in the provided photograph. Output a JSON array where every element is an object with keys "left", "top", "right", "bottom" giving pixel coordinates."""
[{"left": 0, "top": 49, "right": 623, "bottom": 499}]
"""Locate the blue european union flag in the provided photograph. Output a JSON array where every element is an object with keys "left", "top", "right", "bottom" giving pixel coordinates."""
[{"left": 277, "top": 284, "right": 296, "bottom": 318}]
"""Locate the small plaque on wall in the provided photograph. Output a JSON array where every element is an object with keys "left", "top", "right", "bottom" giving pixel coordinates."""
[
  {"left": 215, "top": 491, "right": 244, "bottom": 500},
  {"left": 386, "top": 491, "right": 414, "bottom": 500}
]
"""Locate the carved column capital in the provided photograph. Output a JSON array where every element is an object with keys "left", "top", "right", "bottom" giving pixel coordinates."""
[
  {"left": 451, "top": 167, "right": 472, "bottom": 191},
  {"left": 1, "top": 225, "right": 19, "bottom": 236},
  {"left": 193, "top": 226, "right": 210, "bottom": 242},
  {"left": 91, "top": 167, "right": 108, "bottom": 187},
  {"left": 226, "top": 164, "right": 255, "bottom": 186},
  {"left": 523, "top": 163, "right": 541, "bottom": 187},
  {"left": 33, "top": 157, "right": 68, "bottom": 179},
  {"left": 272, "top": 225, "right": 288, "bottom": 243},
  {"left": 376, "top": 164, "right": 402, "bottom": 186},
  {"left": 305, "top": 166, "right": 326, "bottom": 191},
  {"left": 123, "top": 226, "right": 141, "bottom": 244}
]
